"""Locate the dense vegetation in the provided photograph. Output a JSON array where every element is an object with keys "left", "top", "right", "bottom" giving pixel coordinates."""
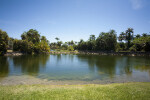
[
  {"left": 50, "top": 28, "right": 150, "bottom": 52},
  {"left": 0, "top": 29, "right": 9, "bottom": 55},
  {"left": 0, "top": 83, "right": 150, "bottom": 100},
  {"left": 0, "top": 28, "right": 150, "bottom": 55},
  {"left": 0, "top": 29, "right": 50, "bottom": 55}
]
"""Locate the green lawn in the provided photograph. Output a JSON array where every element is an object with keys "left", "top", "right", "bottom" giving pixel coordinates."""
[{"left": 0, "top": 82, "right": 150, "bottom": 100}]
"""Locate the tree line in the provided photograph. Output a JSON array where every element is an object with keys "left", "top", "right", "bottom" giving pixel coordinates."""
[
  {"left": 50, "top": 28, "right": 150, "bottom": 52},
  {"left": 0, "top": 29, "right": 50, "bottom": 55},
  {"left": 0, "top": 28, "right": 150, "bottom": 55}
]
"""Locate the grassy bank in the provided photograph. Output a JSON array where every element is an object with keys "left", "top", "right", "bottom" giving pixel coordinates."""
[{"left": 0, "top": 82, "right": 150, "bottom": 100}]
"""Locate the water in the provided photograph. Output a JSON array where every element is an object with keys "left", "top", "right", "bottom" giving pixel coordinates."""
[{"left": 0, "top": 54, "right": 150, "bottom": 84}]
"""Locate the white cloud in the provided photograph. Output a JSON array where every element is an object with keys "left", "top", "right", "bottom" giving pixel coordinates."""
[{"left": 130, "top": 0, "right": 143, "bottom": 10}]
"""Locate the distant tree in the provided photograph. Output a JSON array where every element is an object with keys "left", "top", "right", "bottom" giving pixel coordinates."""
[
  {"left": 89, "top": 35, "right": 96, "bottom": 41},
  {"left": 55, "top": 37, "right": 59, "bottom": 41},
  {"left": 136, "top": 34, "right": 141, "bottom": 38},
  {"left": 142, "top": 33, "right": 147, "bottom": 37},
  {"left": 77, "top": 39, "right": 87, "bottom": 50},
  {"left": 57, "top": 41, "right": 63, "bottom": 47},
  {"left": 70, "top": 40, "right": 74, "bottom": 46},
  {"left": 87, "top": 35, "right": 96, "bottom": 50},
  {"left": 61, "top": 42, "right": 68, "bottom": 50}
]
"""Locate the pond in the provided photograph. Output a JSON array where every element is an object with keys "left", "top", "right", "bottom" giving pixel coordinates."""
[{"left": 0, "top": 54, "right": 150, "bottom": 85}]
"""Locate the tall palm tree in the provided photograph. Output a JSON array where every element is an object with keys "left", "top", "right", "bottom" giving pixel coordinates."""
[{"left": 125, "top": 28, "right": 134, "bottom": 49}]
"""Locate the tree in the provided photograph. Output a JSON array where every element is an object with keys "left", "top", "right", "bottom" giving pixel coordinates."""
[
  {"left": 55, "top": 37, "right": 59, "bottom": 41},
  {"left": 77, "top": 39, "right": 87, "bottom": 50},
  {"left": 96, "top": 30, "right": 117, "bottom": 51},
  {"left": 0, "top": 29, "right": 9, "bottom": 55},
  {"left": 118, "top": 28, "right": 134, "bottom": 49},
  {"left": 41, "top": 36, "right": 47, "bottom": 42},
  {"left": 126, "top": 28, "right": 134, "bottom": 49},
  {"left": 21, "top": 29, "right": 40, "bottom": 44},
  {"left": 68, "top": 46, "right": 74, "bottom": 51},
  {"left": 57, "top": 41, "right": 63, "bottom": 47},
  {"left": 142, "top": 33, "right": 147, "bottom": 37},
  {"left": 132, "top": 36, "right": 150, "bottom": 51},
  {"left": 136, "top": 34, "right": 141, "bottom": 38},
  {"left": 20, "top": 29, "right": 50, "bottom": 54},
  {"left": 89, "top": 35, "right": 96, "bottom": 41}
]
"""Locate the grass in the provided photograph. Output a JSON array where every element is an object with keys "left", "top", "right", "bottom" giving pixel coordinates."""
[{"left": 0, "top": 82, "right": 150, "bottom": 100}]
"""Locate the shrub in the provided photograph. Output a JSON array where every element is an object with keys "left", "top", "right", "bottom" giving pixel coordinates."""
[
  {"left": 129, "top": 45, "right": 136, "bottom": 52},
  {"left": 68, "top": 46, "right": 74, "bottom": 51}
]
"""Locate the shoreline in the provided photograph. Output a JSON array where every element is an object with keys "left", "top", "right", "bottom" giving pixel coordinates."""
[
  {"left": 0, "top": 75, "right": 150, "bottom": 85},
  {"left": 3, "top": 51, "right": 150, "bottom": 56},
  {"left": 50, "top": 51, "right": 150, "bottom": 56}
]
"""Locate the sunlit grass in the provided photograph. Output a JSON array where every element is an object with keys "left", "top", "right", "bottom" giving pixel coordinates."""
[{"left": 0, "top": 82, "right": 150, "bottom": 100}]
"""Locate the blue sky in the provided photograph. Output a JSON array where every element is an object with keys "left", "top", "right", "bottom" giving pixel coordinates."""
[{"left": 0, "top": 0, "right": 150, "bottom": 42}]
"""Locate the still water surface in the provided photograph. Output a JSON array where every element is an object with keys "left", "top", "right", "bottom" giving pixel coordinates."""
[{"left": 0, "top": 54, "right": 150, "bottom": 84}]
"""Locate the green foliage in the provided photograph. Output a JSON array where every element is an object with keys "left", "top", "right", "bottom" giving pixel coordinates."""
[
  {"left": 118, "top": 42, "right": 126, "bottom": 51},
  {"left": 68, "top": 46, "right": 74, "bottom": 51},
  {"left": 96, "top": 30, "right": 117, "bottom": 51},
  {"left": 0, "top": 29, "right": 9, "bottom": 55},
  {"left": 34, "top": 40, "right": 50, "bottom": 54},
  {"left": 118, "top": 28, "right": 134, "bottom": 49},
  {"left": 115, "top": 43, "right": 123, "bottom": 52},
  {"left": 77, "top": 40, "right": 87, "bottom": 50},
  {"left": 77, "top": 30, "right": 117, "bottom": 51},
  {"left": 61, "top": 43, "right": 68, "bottom": 50},
  {"left": 1, "top": 28, "right": 150, "bottom": 54},
  {"left": 21, "top": 29, "right": 40, "bottom": 44},
  {"left": 13, "top": 39, "right": 34, "bottom": 54},
  {"left": 132, "top": 36, "right": 150, "bottom": 52},
  {"left": 19, "top": 29, "right": 50, "bottom": 54},
  {"left": 129, "top": 45, "right": 136, "bottom": 52}
]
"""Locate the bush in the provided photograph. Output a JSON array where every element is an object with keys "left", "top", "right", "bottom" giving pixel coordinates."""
[
  {"left": 115, "top": 44, "right": 123, "bottom": 52},
  {"left": 129, "top": 45, "right": 136, "bottom": 52},
  {"left": 68, "top": 46, "right": 74, "bottom": 51}
]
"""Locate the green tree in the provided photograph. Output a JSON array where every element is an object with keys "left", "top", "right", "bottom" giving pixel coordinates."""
[
  {"left": 132, "top": 36, "right": 150, "bottom": 51},
  {"left": 55, "top": 37, "right": 59, "bottom": 41},
  {"left": 21, "top": 29, "right": 40, "bottom": 44},
  {"left": 20, "top": 29, "right": 50, "bottom": 54},
  {"left": 0, "top": 29, "right": 9, "bottom": 55},
  {"left": 89, "top": 35, "right": 96, "bottom": 41},
  {"left": 96, "top": 30, "right": 117, "bottom": 51},
  {"left": 118, "top": 28, "right": 134, "bottom": 49}
]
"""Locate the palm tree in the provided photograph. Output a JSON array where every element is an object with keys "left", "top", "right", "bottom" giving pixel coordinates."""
[
  {"left": 142, "top": 33, "right": 147, "bottom": 37},
  {"left": 55, "top": 37, "right": 59, "bottom": 41},
  {"left": 125, "top": 28, "right": 134, "bottom": 49},
  {"left": 136, "top": 34, "right": 141, "bottom": 38},
  {"left": 118, "top": 28, "right": 134, "bottom": 49}
]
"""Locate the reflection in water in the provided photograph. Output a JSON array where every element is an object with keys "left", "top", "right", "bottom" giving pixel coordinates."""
[
  {"left": 77, "top": 55, "right": 116, "bottom": 78},
  {"left": 0, "top": 56, "right": 9, "bottom": 77},
  {"left": 77, "top": 55, "right": 134, "bottom": 77},
  {"left": 0, "top": 54, "right": 150, "bottom": 82},
  {"left": 76, "top": 55, "right": 150, "bottom": 79},
  {"left": 12, "top": 55, "right": 50, "bottom": 75}
]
